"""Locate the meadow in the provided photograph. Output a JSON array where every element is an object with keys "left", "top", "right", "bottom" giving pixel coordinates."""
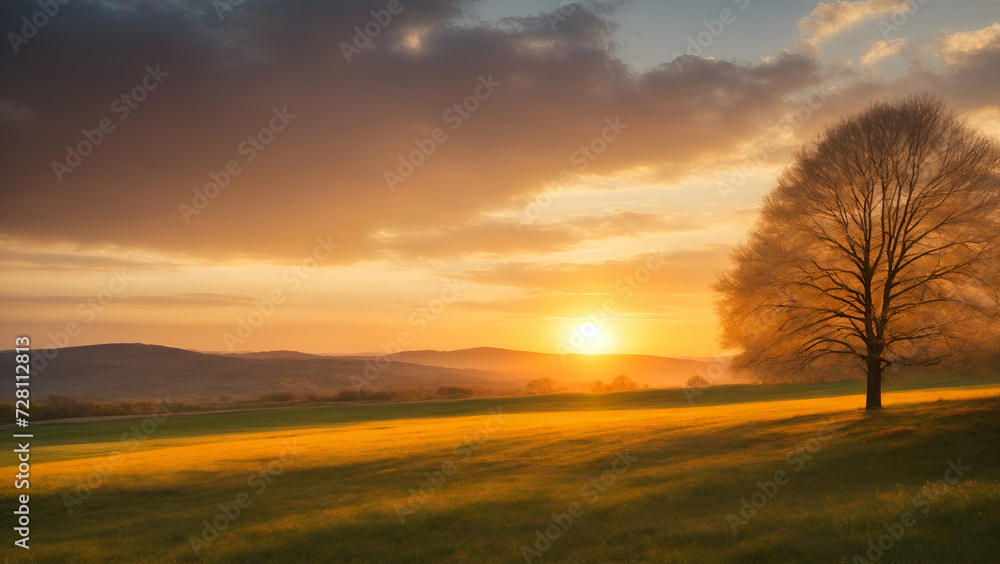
[{"left": 2, "top": 379, "right": 999, "bottom": 563}]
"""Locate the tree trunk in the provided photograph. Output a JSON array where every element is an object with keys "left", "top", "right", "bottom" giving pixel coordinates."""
[{"left": 865, "top": 353, "right": 882, "bottom": 410}]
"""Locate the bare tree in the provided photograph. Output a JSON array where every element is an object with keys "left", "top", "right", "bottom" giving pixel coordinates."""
[
  {"left": 686, "top": 374, "right": 711, "bottom": 388},
  {"left": 526, "top": 377, "right": 555, "bottom": 394},
  {"left": 715, "top": 94, "right": 1000, "bottom": 410},
  {"left": 606, "top": 374, "right": 638, "bottom": 391}
]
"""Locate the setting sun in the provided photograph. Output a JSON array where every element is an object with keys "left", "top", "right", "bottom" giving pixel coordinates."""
[{"left": 567, "top": 320, "right": 616, "bottom": 355}]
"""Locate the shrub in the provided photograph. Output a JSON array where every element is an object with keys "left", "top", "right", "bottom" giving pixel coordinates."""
[
  {"left": 686, "top": 374, "right": 711, "bottom": 388},
  {"left": 606, "top": 374, "right": 637, "bottom": 391},
  {"left": 526, "top": 377, "right": 555, "bottom": 395}
]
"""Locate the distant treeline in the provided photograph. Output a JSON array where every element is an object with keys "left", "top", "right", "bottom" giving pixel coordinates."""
[
  {"left": 0, "top": 386, "right": 514, "bottom": 424},
  {"left": 266, "top": 386, "right": 491, "bottom": 403},
  {"left": 1, "top": 379, "right": 662, "bottom": 424},
  {"left": 0, "top": 394, "right": 172, "bottom": 424}
]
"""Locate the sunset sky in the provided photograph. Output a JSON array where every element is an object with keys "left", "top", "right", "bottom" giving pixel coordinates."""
[{"left": 1, "top": 0, "right": 999, "bottom": 358}]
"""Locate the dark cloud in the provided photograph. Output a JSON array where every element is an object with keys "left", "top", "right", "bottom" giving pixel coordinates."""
[{"left": 0, "top": 0, "right": 833, "bottom": 263}]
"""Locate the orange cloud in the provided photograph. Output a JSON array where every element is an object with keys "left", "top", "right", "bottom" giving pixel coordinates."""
[
  {"left": 934, "top": 23, "right": 1000, "bottom": 65},
  {"left": 861, "top": 38, "right": 908, "bottom": 67},
  {"left": 798, "top": 0, "right": 910, "bottom": 54}
]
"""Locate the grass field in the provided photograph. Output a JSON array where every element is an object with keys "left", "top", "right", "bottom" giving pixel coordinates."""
[{"left": 3, "top": 379, "right": 1000, "bottom": 563}]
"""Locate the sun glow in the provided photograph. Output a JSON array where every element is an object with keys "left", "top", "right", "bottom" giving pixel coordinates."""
[{"left": 567, "top": 320, "right": 616, "bottom": 354}]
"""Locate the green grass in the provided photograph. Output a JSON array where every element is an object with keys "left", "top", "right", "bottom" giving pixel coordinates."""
[
  {"left": 28, "top": 376, "right": 1000, "bottom": 450},
  {"left": 2, "top": 379, "right": 999, "bottom": 563}
]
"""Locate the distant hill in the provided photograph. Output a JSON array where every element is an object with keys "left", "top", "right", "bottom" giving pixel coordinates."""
[
  {"left": 0, "top": 344, "right": 731, "bottom": 403},
  {"left": 0, "top": 344, "right": 522, "bottom": 403},
  {"left": 223, "top": 350, "right": 330, "bottom": 360},
  {"left": 390, "top": 347, "right": 731, "bottom": 388}
]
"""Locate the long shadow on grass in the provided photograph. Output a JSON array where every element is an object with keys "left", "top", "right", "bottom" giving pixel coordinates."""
[
  {"left": 34, "top": 378, "right": 1000, "bottom": 450},
  {"left": 198, "top": 394, "right": 1000, "bottom": 563}
]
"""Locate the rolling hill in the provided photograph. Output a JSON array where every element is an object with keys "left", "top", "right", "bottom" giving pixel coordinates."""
[
  {"left": 0, "top": 344, "right": 521, "bottom": 403},
  {"left": 0, "top": 344, "right": 731, "bottom": 403}
]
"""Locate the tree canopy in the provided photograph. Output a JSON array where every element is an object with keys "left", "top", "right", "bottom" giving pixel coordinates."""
[{"left": 715, "top": 94, "right": 1000, "bottom": 409}]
